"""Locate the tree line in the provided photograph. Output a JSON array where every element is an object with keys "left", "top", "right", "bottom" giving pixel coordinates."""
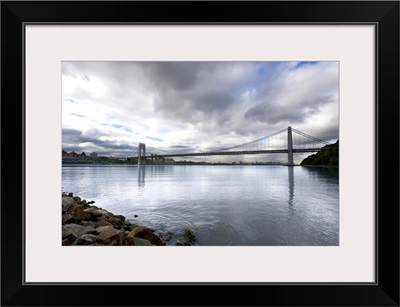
[{"left": 300, "top": 140, "right": 338, "bottom": 167}]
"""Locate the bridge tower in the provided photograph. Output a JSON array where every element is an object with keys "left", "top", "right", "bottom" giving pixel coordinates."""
[
  {"left": 138, "top": 143, "right": 146, "bottom": 166},
  {"left": 287, "top": 126, "right": 294, "bottom": 166}
]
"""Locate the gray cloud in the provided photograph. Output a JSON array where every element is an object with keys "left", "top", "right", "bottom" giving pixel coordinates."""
[
  {"left": 169, "top": 145, "right": 192, "bottom": 149},
  {"left": 62, "top": 128, "right": 136, "bottom": 156},
  {"left": 147, "top": 62, "right": 201, "bottom": 91},
  {"left": 244, "top": 94, "right": 335, "bottom": 125}
]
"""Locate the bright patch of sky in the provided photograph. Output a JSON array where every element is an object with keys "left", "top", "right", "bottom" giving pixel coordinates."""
[
  {"left": 146, "top": 136, "right": 163, "bottom": 142},
  {"left": 62, "top": 61, "right": 339, "bottom": 163},
  {"left": 293, "top": 61, "right": 319, "bottom": 69},
  {"left": 113, "top": 125, "right": 132, "bottom": 133},
  {"left": 256, "top": 64, "right": 269, "bottom": 75}
]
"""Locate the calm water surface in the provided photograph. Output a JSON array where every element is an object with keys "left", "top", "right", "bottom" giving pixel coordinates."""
[{"left": 62, "top": 165, "right": 339, "bottom": 246}]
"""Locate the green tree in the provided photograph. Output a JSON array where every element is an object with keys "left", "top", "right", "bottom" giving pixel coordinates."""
[{"left": 300, "top": 140, "right": 339, "bottom": 166}]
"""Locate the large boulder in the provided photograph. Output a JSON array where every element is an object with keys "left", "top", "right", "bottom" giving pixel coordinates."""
[
  {"left": 91, "top": 209, "right": 109, "bottom": 218},
  {"left": 75, "top": 234, "right": 97, "bottom": 245},
  {"left": 62, "top": 213, "right": 74, "bottom": 224},
  {"left": 95, "top": 225, "right": 115, "bottom": 233},
  {"left": 62, "top": 197, "right": 75, "bottom": 213},
  {"left": 80, "top": 220, "right": 97, "bottom": 228},
  {"left": 108, "top": 216, "right": 124, "bottom": 229},
  {"left": 160, "top": 232, "right": 172, "bottom": 242},
  {"left": 73, "top": 196, "right": 82, "bottom": 202},
  {"left": 62, "top": 196, "right": 74, "bottom": 206},
  {"left": 63, "top": 224, "right": 96, "bottom": 239},
  {"left": 96, "top": 227, "right": 120, "bottom": 245},
  {"left": 72, "top": 206, "right": 91, "bottom": 222},
  {"left": 132, "top": 237, "right": 155, "bottom": 246},
  {"left": 96, "top": 220, "right": 112, "bottom": 228},
  {"left": 125, "top": 232, "right": 155, "bottom": 246},
  {"left": 128, "top": 226, "right": 165, "bottom": 246}
]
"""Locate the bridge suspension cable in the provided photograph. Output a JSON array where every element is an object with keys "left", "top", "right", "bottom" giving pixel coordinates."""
[
  {"left": 215, "top": 127, "right": 288, "bottom": 151},
  {"left": 128, "top": 146, "right": 138, "bottom": 157},
  {"left": 292, "top": 128, "right": 331, "bottom": 145}
]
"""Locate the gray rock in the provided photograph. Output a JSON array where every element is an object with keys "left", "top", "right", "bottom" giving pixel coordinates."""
[
  {"left": 62, "top": 238, "right": 72, "bottom": 246},
  {"left": 91, "top": 209, "right": 110, "bottom": 220},
  {"left": 96, "top": 220, "right": 112, "bottom": 228},
  {"left": 78, "top": 225, "right": 96, "bottom": 236},
  {"left": 132, "top": 237, "right": 155, "bottom": 246},
  {"left": 108, "top": 216, "right": 124, "bottom": 229},
  {"left": 160, "top": 232, "right": 172, "bottom": 241},
  {"left": 62, "top": 196, "right": 75, "bottom": 205},
  {"left": 63, "top": 224, "right": 95, "bottom": 238},
  {"left": 76, "top": 234, "right": 97, "bottom": 245},
  {"left": 80, "top": 220, "right": 97, "bottom": 228},
  {"left": 62, "top": 214, "right": 74, "bottom": 224},
  {"left": 62, "top": 228, "right": 77, "bottom": 242},
  {"left": 96, "top": 228, "right": 119, "bottom": 244},
  {"left": 128, "top": 226, "right": 165, "bottom": 246},
  {"left": 125, "top": 233, "right": 135, "bottom": 245},
  {"left": 95, "top": 225, "right": 115, "bottom": 233},
  {"left": 72, "top": 207, "right": 91, "bottom": 222},
  {"left": 83, "top": 207, "right": 96, "bottom": 213},
  {"left": 62, "top": 197, "right": 75, "bottom": 213},
  {"left": 114, "top": 214, "right": 125, "bottom": 222},
  {"left": 119, "top": 230, "right": 126, "bottom": 245},
  {"left": 92, "top": 209, "right": 108, "bottom": 216},
  {"left": 125, "top": 233, "right": 155, "bottom": 246},
  {"left": 126, "top": 223, "right": 139, "bottom": 231}
]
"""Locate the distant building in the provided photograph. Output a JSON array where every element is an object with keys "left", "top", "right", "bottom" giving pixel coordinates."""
[{"left": 90, "top": 152, "right": 98, "bottom": 159}]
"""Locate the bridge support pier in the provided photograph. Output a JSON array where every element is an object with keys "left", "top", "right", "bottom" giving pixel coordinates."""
[
  {"left": 287, "top": 126, "right": 294, "bottom": 166},
  {"left": 138, "top": 143, "right": 146, "bottom": 166}
]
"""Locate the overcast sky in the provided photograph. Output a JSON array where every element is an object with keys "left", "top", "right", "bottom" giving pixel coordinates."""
[{"left": 62, "top": 61, "right": 339, "bottom": 163}]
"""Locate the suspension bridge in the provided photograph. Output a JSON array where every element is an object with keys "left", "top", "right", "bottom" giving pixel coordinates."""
[{"left": 129, "top": 127, "right": 334, "bottom": 166}]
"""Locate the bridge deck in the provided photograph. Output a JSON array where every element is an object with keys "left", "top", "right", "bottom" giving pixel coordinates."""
[{"left": 144, "top": 148, "right": 323, "bottom": 158}]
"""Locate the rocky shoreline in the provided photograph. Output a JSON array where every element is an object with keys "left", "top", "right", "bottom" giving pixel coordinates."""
[{"left": 62, "top": 192, "right": 196, "bottom": 246}]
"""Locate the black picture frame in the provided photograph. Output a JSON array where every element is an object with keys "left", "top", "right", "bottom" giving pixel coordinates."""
[{"left": 1, "top": 1, "right": 399, "bottom": 306}]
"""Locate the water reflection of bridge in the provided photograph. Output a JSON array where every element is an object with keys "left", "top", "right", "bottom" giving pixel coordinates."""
[
  {"left": 288, "top": 167, "right": 294, "bottom": 212},
  {"left": 137, "top": 165, "right": 297, "bottom": 212}
]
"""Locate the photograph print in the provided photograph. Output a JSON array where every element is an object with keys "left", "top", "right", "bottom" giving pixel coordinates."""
[{"left": 61, "top": 61, "right": 339, "bottom": 247}]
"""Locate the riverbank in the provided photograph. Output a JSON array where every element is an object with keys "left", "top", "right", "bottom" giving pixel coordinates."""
[
  {"left": 62, "top": 192, "right": 196, "bottom": 246},
  {"left": 300, "top": 165, "right": 338, "bottom": 168}
]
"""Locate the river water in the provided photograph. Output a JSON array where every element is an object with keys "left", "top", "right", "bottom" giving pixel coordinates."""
[{"left": 62, "top": 165, "right": 339, "bottom": 246}]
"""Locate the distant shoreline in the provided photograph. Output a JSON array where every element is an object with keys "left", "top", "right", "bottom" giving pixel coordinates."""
[
  {"left": 62, "top": 161, "right": 292, "bottom": 166},
  {"left": 62, "top": 163, "right": 339, "bottom": 169},
  {"left": 300, "top": 165, "right": 339, "bottom": 168}
]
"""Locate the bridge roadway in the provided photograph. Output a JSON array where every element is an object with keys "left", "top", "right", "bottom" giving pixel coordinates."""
[{"left": 145, "top": 148, "right": 323, "bottom": 158}]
